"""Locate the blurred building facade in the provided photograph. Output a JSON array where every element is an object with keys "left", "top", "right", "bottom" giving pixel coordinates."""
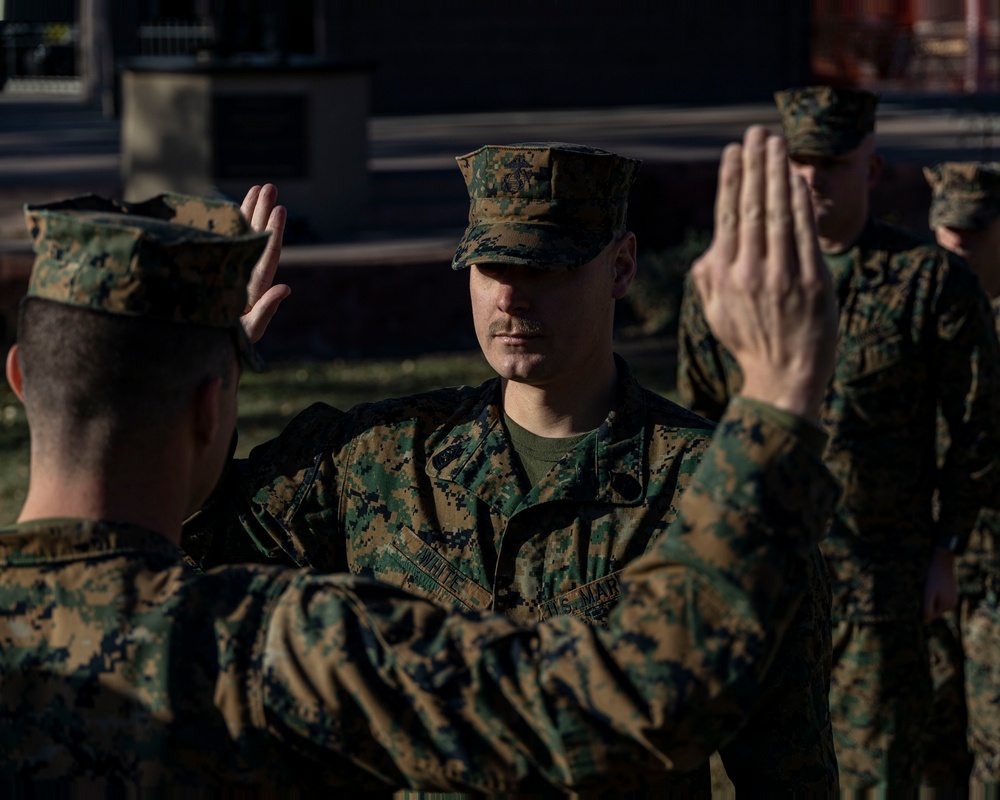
[
  {"left": 813, "top": 0, "right": 999, "bottom": 93},
  {"left": 4, "top": 1, "right": 811, "bottom": 110},
  {"left": 1, "top": 1, "right": 997, "bottom": 108}
]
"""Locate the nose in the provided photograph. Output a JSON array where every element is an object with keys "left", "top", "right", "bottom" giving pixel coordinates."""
[{"left": 494, "top": 268, "right": 531, "bottom": 314}]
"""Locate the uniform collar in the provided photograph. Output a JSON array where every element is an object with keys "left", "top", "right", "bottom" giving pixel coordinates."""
[
  {"left": 0, "top": 518, "right": 181, "bottom": 566},
  {"left": 426, "top": 355, "right": 648, "bottom": 511}
]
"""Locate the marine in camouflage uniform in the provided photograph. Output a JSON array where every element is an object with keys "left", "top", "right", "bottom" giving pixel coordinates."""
[
  {"left": 1, "top": 191, "right": 842, "bottom": 793},
  {"left": 185, "top": 143, "right": 839, "bottom": 798},
  {"left": 923, "top": 162, "right": 1000, "bottom": 788},
  {"left": 677, "top": 88, "right": 1000, "bottom": 792}
]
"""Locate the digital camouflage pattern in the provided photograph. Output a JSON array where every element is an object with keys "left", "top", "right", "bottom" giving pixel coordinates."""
[
  {"left": 828, "top": 621, "right": 933, "bottom": 788},
  {"left": 678, "top": 217, "right": 1000, "bottom": 790},
  {"left": 0, "top": 399, "right": 839, "bottom": 794},
  {"left": 774, "top": 86, "right": 879, "bottom": 157},
  {"left": 925, "top": 161, "right": 1000, "bottom": 231},
  {"left": 964, "top": 583, "right": 1000, "bottom": 784},
  {"left": 451, "top": 143, "right": 640, "bottom": 271},
  {"left": 680, "top": 219, "right": 1000, "bottom": 618},
  {"left": 923, "top": 606, "right": 975, "bottom": 788},
  {"left": 24, "top": 193, "right": 268, "bottom": 367},
  {"left": 185, "top": 362, "right": 840, "bottom": 798},
  {"left": 923, "top": 297, "right": 1000, "bottom": 787}
]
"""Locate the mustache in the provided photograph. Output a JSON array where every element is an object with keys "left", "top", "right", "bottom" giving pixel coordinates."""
[{"left": 489, "top": 318, "right": 546, "bottom": 336}]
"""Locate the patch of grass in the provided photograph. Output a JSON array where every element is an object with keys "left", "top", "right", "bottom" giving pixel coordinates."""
[{"left": 235, "top": 352, "right": 497, "bottom": 457}]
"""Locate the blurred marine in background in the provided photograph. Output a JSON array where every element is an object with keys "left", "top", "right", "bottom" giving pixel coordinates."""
[
  {"left": 923, "top": 160, "right": 1000, "bottom": 789},
  {"left": 678, "top": 86, "right": 1000, "bottom": 794}
]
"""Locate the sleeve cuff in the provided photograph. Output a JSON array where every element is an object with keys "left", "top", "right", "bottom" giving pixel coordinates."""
[{"left": 732, "top": 396, "right": 829, "bottom": 457}]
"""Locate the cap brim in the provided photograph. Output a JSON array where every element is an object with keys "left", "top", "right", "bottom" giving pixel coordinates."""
[
  {"left": 930, "top": 203, "right": 1000, "bottom": 231},
  {"left": 787, "top": 130, "right": 866, "bottom": 158},
  {"left": 451, "top": 223, "right": 613, "bottom": 270}
]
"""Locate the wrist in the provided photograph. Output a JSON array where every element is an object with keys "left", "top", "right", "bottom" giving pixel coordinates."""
[{"left": 739, "top": 375, "right": 824, "bottom": 423}]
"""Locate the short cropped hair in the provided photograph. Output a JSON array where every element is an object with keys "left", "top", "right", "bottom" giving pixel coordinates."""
[{"left": 16, "top": 297, "right": 236, "bottom": 448}]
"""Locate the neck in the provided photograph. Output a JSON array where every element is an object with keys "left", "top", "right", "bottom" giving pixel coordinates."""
[
  {"left": 501, "top": 354, "right": 618, "bottom": 437},
  {"left": 818, "top": 216, "right": 868, "bottom": 255},
  {"left": 16, "top": 442, "right": 188, "bottom": 546}
]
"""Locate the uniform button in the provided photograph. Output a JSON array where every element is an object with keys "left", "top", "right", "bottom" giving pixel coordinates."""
[{"left": 610, "top": 472, "right": 641, "bottom": 501}]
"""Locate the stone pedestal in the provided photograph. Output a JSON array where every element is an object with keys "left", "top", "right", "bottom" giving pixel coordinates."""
[{"left": 121, "top": 56, "right": 371, "bottom": 238}]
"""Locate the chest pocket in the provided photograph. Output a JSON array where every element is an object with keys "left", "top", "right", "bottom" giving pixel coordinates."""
[
  {"left": 835, "top": 326, "right": 923, "bottom": 431},
  {"left": 380, "top": 526, "right": 493, "bottom": 612},
  {"left": 538, "top": 571, "right": 622, "bottom": 627}
]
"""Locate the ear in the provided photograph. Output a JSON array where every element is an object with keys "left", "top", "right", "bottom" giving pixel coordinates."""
[
  {"left": 191, "top": 376, "right": 223, "bottom": 450},
  {"left": 5, "top": 345, "right": 24, "bottom": 402},
  {"left": 867, "top": 152, "right": 884, "bottom": 190},
  {"left": 610, "top": 232, "right": 637, "bottom": 300}
]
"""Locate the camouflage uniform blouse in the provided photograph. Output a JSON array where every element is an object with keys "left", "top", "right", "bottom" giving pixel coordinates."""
[
  {"left": 956, "top": 297, "right": 1000, "bottom": 598},
  {"left": 0, "top": 399, "right": 838, "bottom": 795},
  {"left": 185, "top": 362, "right": 839, "bottom": 797},
  {"left": 678, "top": 218, "right": 1000, "bottom": 622}
]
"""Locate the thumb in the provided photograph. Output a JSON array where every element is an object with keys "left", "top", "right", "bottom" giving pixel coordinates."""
[{"left": 242, "top": 284, "right": 291, "bottom": 344}]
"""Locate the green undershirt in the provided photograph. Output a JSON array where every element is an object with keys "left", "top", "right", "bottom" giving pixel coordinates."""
[{"left": 503, "top": 413, "right": 591, "bottom": 487}]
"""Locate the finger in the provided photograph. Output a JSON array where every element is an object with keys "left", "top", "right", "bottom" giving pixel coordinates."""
[
  {"left": 242, "top": 284, "right": 292, "bottom": 344},
  {"left": 764, "top": 134, "right": 794, "bottom": 284},
  {"left": 738, "top": 126, "right": 769, "bottom": 264},
  {"left": 713, "top": 142, "right": 743, "bottom": 266},
  {"left": 250, "top": 184, "right": 278, "bottom": 234},
  {"left": 790, "top": 174, "right": 827, "bottom": 291},
  {"left": 241, "top": 185, "right": 262, "bottom": 222},
  {"left": 246, "top": 205, "right": 287, "bottom": 308}
]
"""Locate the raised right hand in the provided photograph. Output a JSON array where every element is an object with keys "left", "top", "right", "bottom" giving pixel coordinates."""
[{"left": 690, "top": 126, "right": 838, "bottom": 422}]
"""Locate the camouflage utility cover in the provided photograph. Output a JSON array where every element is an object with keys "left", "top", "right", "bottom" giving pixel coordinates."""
[
  {"left": 925, "top": 162, "right": 1000, "bottom": 230},
  {"left": 186, "top": 362, "right": 840, "bottom": 797},
  {"left": 24, "top": 193, "right": 267, "bottom": 366},
  {"left": 774, "top": 86, "right": 879, "bottom": 157},
  {"left": 452, "top": 142, "right": 640, "bottom": 271},
  {"left": 0, "top": 400, "right": 838, "bottom": 792},
  {"left": 678, "top": 217, "right": 1000, "bottom": 621}
]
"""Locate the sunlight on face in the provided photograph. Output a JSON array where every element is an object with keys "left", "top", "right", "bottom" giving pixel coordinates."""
[{"left": 468, "top": 240, "right": 630, "bottom": 390}]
